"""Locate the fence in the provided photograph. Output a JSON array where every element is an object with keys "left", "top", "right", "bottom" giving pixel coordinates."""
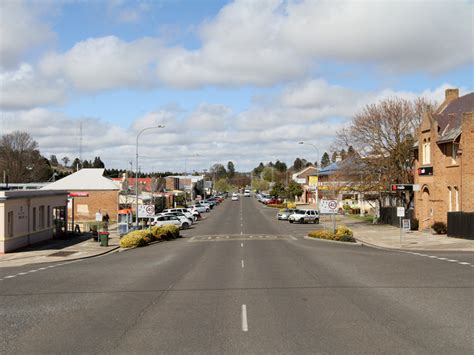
[
  {"left": 447, "top": 212, "right": 474, "bottom": 239},
  {"left": 379, "top": 207, "right": 414, "bottom": 228}
]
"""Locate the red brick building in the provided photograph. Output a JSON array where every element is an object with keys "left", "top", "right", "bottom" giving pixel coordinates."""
[
  {"left": 413, "top": 89, "right": 474, "bottom": 230},
  {"left": 42, "top": 169, "right": 120, "bottom": 223}
]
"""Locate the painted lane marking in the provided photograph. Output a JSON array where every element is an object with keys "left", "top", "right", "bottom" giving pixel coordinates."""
[
  {"left": 447, "top": 259, "right": 459, "bottom": 262},
  {"left": 241, "top": 304, "right": 248, "bottom": 332},
  {"left": 18, "top": 272, "right": 28, "bottom": 275},
  {"left": 290, "top": 236, "right": 297, "bottom": 240},
  {"left": 406, "top": 253, "right": 472, "bottom": 267},
  {"left": 241, "top": 243, "right": 243, "bottom": 247},
  {"left": 437, "top": 258, "right": 448, "bottom": 260},
  {"left": 5, "top": 275, "right": 16, "bottom": 279},
  {"left": 240, "top": 232, "right": 243, "bottom": 235},
  {"left": 241, "top": 260, "right": 245, "bottom": 268},
  {"left": 428, "top": 256, "right": 438, "bottom": 258},
  {"left": 458, "top": 262, "right": 471, "bottom": 265},
  {"left": 226, "top": 236, "right": 230, "bottom": 239}
]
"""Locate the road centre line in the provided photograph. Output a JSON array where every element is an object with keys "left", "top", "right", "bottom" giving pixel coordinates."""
[
  {"left": 241, "top": 243, "right": 243, "bottom": 247},
  {"left": 241, "top": 304, "right": 248, "bottom": 332},
  {"left": 241, "top": 260, "right": 244, "bottom": 268}
]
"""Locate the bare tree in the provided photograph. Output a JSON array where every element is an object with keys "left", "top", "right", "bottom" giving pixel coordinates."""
[
  {"left": 0, "top": 131, "right": 52, "bottom": 183},
  {"left": 333, "top": 97, "right": 436, "bottom": 208}
]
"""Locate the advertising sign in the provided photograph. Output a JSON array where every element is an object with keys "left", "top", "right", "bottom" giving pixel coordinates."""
[
  {"left": 397, "top": 207, "right": 405, "bottom": 217},
  {"left": 308, "top": 176, "right": 318, "bottom": 186},
  {"left": 402, "top": 219, "right": 411, "bottom": 231},
  {"left": 138, "top": 205, "right": 155, "bottom": 218},
  {"left": 320, "top": 199, "right": 338, "bottom": 214}
]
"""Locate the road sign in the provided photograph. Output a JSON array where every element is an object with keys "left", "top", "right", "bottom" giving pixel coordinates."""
[
  {"left": 402, "top": 219, "right": 411, "bottom": 231},
  {"left": 138, "top": 205, "right": 155, "bottom": 218},
  {"left": 397, "top": 207, "right": 405, "bottom": 217},
  {"left": 320, "top": 199, "right": 338, "bottom": 214}
]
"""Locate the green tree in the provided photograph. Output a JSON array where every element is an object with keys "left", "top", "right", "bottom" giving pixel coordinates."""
[
  {"left": 253, "top": 162, "right": 265, "bottom": 176},
  {"left": 274, "top": 160, "right": 287, "bottom": 172},
  {"left": 286, "top": 180, "right": 303, "bottom": 201},
  {"left": 321, "top": 152, "right": 330, "bottom": 168},
  {"left": 50, "top": 155, "right": 59, "bottom": 167},
  {"left": 331, "top": 151, "right": 337, "bottom": 162},
  {"left": 93, "top": 156, "right": 105, "bottom": 168},
  {"left": 210, "top": 163, "right": 227, "bottom": 180},
  {"left": 270, "top": 182, "right": 286, "bottom": 198},
  {"left": 71, "top": 158, "right": 82, "bottom": 171},
  {"left": 61, "top": 156, "right": 70, "bottom": 167},
  {"left": 251, "top": 178, "right": 270, "bottom": 192},
  {"left": 261, "top": 166, "right": 275, "bottom": 182},
  {"left": 292, "top": 158, "right": 303, "bottom": 171},
  {"left": 227, "top": 161, "right": 235, "bottom": 178},
  {"left": 214, "top": 178, "right": 232, "bottom": 192}
]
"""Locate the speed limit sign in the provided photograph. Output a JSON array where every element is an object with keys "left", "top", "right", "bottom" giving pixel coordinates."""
[
  {"left": 138, "top": 205, "right": 155, "bottom": 217},
  {"left": 320, "top": 200, "right": 338, "bottom": 214}
]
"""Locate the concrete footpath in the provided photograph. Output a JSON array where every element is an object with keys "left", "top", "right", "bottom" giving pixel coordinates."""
[
  {"left": 0, "top": 225, "right": 121, "bottom": 268},
  {"left": 335, "top": 215, "right": 474, "bottom": 252}
]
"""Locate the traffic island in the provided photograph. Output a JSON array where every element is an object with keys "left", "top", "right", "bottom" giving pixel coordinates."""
[{"left": 307, "top": 225, "right": 356, "bottom": 242}]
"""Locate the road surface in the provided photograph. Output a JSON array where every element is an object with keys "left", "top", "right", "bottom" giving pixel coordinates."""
[{"left": 1, "top": 196, "right": 473, "bottom": 353}]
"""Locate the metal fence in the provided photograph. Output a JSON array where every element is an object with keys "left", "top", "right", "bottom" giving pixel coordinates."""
[
  {"left": 447, "top": 212, "right": 474, "bottom": 239},
  {"left": 379, "top": 207, "right": 414, "bottom": 228}
]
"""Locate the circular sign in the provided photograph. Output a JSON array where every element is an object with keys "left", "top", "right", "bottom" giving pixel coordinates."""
[
  {"left": 328, "top": 200, "right": 337, "bottom": 210},
  {"left": 145, "top": 205, "right": 155, "bottom": 215}
]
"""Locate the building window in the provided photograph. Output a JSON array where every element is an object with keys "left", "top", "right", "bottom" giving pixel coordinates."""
[
  {"left": 422, "top": 139, "right": 431, "bottom": 165},
  {"left": 448, "top": 187, "right": 452, "bottom": 212},
  {"left": 32, "top": 207, "right": 37, "bottom": 231},
  {"left": 47, "top": 206, "right": 51, "bottom": 228},
  {"left": 7, "top": 211, "right": 14, "bottom": 237},
  {"left": 452, "top": 143, "right": 458, "bottom": 163},
  {"left": 39, "top": 206, "right": 45, "bottom": 229},
  {"left": 454, "top": 187, "right": 459, "bottom": 211}
]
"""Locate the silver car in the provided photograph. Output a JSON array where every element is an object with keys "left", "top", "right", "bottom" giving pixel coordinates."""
[{"left": 277, "top": 208, "right": 295, "bottom": 220}]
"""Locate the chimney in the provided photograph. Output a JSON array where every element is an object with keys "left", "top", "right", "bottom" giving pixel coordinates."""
[{"left": 445, "top": 88, "right": 459, "bottom": 104}]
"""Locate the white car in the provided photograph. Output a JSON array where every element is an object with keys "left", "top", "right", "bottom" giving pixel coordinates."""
[
  {"left": 163, "top": 208, "right": 196, "bottom": 222},
  {"left": 244, "top": 190, "right": 251, "bottom": 197},
  {"left": 150, "top": 215, "right": 183, "bottom": 228},
  {"left": 158, "top": 212, "right": 193, "bottom": 227},
  {"left": 288, "top": 209, "right": 320, "bottom": 224},
  {"left": 191, "top": 205, "right": 209, "bottom": 213},
  {"left": 231, "top": 193, "right": 239, "bottom": 201}
]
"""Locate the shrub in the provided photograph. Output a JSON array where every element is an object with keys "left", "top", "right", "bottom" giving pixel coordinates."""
[
  {"left": 411, "top": 218, "right": 419, "bottom": 231},
  {"left": 267, "top": 203, "right": 286, "bottom": 209},
  {"left": 308, "top": 226, "right": 355, "bottom": 243},
  {"left": 120, "top": 231, "right": 149, "bottom": 248},
  {"left": 308, "top": 230, "right": 335, "bottom": 240},
  {"left": 334, "top": 225, "right": 355, "bottom": 242},
  {"left": 150, "top": 226, "right": 166, "bottom": 240},
  {"left": 160, "top": 224, "right": 180, "bottom": 239},
  {"left": 432, "top": 221, "right": 447, "bottom": 234},
  {"left": 287, "top": 202, "right": 296, "bottom": 209}
]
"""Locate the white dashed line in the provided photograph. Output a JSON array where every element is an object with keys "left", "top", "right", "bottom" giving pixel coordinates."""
[
  {"left": 447, "top": 259, "right": 459, "bottom": 262},
  {"left": 290, "top": 236, "right": 297, "bottom": 240},
  {"left": 241, "top": 260, "right": 245, "bottom": 268},
  {"left": 241, "top": 304, "right": 248, "bottom": 332},
  {"left": 241, "top": 243, "right": 243, "bottom": 247},
  {"left": 458, "top": 262, "right": 470, "bottom": 265},
  {"left": 5, "top": 275, "right": 16, "bottom": 279},
  {"left": 406, "top": 252, "right": 471, "bottom": 267}
]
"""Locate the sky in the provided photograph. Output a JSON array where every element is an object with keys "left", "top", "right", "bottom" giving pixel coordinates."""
[{"left": 0, "top": 0, "right": 473, "bottom": 173}]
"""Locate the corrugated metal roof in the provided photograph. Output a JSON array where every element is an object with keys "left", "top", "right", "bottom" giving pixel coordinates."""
[
  {"left": 41, "top": 168, "right": 120, "bottom": 191},
  {"left": 437, "top": 126, "right": 462, "bottom": 143}
]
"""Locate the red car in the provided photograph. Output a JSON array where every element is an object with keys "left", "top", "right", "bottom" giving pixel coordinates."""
[{"left": 264, "top": 197, "right": 283, "bottom": 205}]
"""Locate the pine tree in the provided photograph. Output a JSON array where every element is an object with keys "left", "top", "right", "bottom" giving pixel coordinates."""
[{"left": 321, "top": 152, "right": 330, "bottom": 168}]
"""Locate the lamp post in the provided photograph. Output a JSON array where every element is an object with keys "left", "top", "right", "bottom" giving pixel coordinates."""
[
  {"left": 136, "top": 125, "right": 165, "bottom": 228},
  {"left": 298, "top": 141, "right": 319, "bottom": 208}
]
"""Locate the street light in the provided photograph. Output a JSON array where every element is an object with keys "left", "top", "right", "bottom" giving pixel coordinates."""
[
  {"left": 298, "top": 141, "right": 319, "bottom": 207},
  {"left": 136, "top": 125, "right": 165, "bottom": 228}
]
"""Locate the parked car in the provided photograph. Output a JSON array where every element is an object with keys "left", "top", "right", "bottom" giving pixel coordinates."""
[
  {"left": 150, "top": 215, "right": 183, "bottom": 228},
  {"left": 195, "top": 202, "right": 213, "bottom": 210},
  {"left": 159, "top": 212, "right": 193, "bottom": 227},
  {"left": 191, "top": 205, "right": 209, "bottom": 213},
  {"left": 163, "top": 208, "right": 196, "bottom": 221},
  {"left": 288, "top": 209, "right": 320, "bottom": 224},
  {"left": 264, "top": 197, "right": 283, "bottom": 205},
  {"left": 231, "top": 192, "right": 239, "bottom": 201},
  {"left": 277, "top": 208, "right": 295, "bottom": 220}
]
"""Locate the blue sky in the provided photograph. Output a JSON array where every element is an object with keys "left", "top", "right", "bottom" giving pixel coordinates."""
[{"left": 1, "top": 0, "right": 473, "bottom": 172}]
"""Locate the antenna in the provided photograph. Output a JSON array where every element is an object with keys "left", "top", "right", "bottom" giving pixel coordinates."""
[{"left": 79, "top": 121, "right": 83, "bottom": 162}]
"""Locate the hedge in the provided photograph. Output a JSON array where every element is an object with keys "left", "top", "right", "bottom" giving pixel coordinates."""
[
  {"left": 120, "top": 225, "right": 180, "bottom": 248},
  {"left": 308, "top": 225, "right": 356, "bottom": 243}
]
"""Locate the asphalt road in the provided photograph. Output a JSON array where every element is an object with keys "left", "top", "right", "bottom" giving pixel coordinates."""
[{"left": 1, "top": 196, "right": 473, "bottom": 354}]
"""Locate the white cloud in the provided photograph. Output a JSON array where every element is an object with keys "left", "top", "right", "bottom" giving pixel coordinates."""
[
  {"left": 156, "top": 0, "right": 473, "bottom": 87},
  {"left": 0, "top": 82, "right": 464, "bottom": 171},
  {"left": 39, "top": 36, "right": 161, "bottom": 92},
  {"left": 0, "top": 63, "right": 66, "bottom": 110},
  {"left": 0, "top": 1, "right": 54, "bottom": 69}
]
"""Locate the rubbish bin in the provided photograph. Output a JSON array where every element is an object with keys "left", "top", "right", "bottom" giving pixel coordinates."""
[{"left": 99, "top": 232, "right": 109, "bottom": 247}]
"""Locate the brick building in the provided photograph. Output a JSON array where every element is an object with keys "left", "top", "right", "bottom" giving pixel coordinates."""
[
  {"left": 413, "top": 89, "right": 474, "bottom": 230},
  {"left": 41, "top": 169, "right": 120, "bottom": 224}
]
